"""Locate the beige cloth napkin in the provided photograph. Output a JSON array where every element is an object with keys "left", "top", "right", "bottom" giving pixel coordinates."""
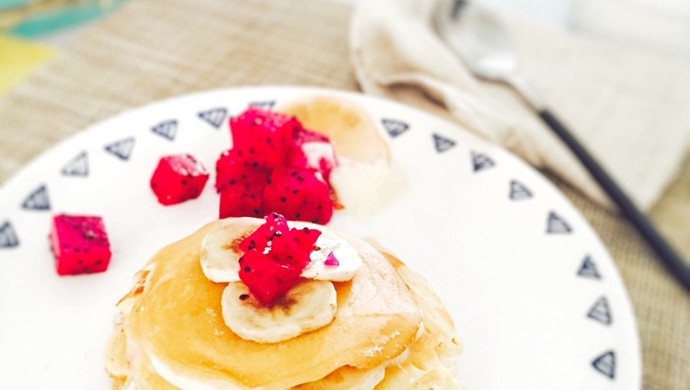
[{"left": 350, "top": 0, "right": 690, "bottom": 211}]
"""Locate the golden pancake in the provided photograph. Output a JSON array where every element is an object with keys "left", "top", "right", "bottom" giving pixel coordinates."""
[
  {"left": 123, "top": 220, "right": 422, "bottom": 390},
  {"left": 375, "top": 252, "right": 462, "bottom": 389},
  {"left": 106, "top": 251, "right": 462, "bottom": 390}
]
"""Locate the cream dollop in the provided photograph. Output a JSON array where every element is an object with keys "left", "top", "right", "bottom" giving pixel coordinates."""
[{"left": 329, "top": 157, "right": 404, "bottom": 217}]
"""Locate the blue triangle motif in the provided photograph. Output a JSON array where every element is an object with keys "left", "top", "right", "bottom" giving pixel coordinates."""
[
  {"left": 0, "top": 221, "right": 19, "bottom": 248},
  {"left": 104, "top": 137, "right": 135, "bottom": 161},
  {"left": 198, "top": 107, "right": 227, "bottom": 128},
  {"left": 587, "top": 296, "right": 612, "bottom": 325},
  {"left": 577, "top": 256, "right": 601, "bottom": 279},
  {"left": 381, "top": 118, "right": 409, "bottom": 137},
  {"left": 547, "top": 211, "right": 572, "bottom": 234},
  {"left": 592, "top": 350, "right": 615, "bottom": 379},
  {"left": 433, "top": 133, "right": 456, "bottom": 153},
  {"left": 472, "top": 151, "right": 495, "bottom": 172},
  {"left": 249, "top": 100, "right": 276, "bottom": 110},
  {"left": 61, "top": 151, "right": 89, "bottom": 177},
  {"left": 509, "top": 179, "right": 532, "bottom": 200},
  {"left": 151, "top": 120, "right": 178, "bottom": 141},
  {"left": 21, "top": 184, "right": 50, "bottom": 211}
]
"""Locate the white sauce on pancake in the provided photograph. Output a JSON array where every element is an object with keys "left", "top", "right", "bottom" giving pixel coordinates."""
[
  {"left": 148, "top": 352, "right": 389, "bottom": 390},
  {"left": 150, "top": 354, "right": 254, "bottom": 390}
]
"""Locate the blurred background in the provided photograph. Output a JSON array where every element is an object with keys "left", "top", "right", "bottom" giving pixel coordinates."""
[
  {"left": 3, "top": 0, "right": 690, "bottom": 94},
  {"left": 0, "top": 0, "right": 125, "bottom": 94}
]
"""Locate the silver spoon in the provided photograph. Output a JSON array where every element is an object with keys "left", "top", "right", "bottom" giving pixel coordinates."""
[{"left": 434, "top": 0, "right": 690, "bottom": 291}]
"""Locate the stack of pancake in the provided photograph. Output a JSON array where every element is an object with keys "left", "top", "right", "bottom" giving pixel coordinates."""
[{"left": 105, "top": 219, "right": 461, "bottom": 389}]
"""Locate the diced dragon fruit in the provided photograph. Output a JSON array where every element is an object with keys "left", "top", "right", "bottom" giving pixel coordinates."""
[
  {"left": 287, "top": 128, "right": 337, "bottom": 181},
  {"left": 215, "top": 108, "right": 338, "bottom": 223},
  {"left": 238, "top": 212, "right": 288, "bottom": 253},
  {"left": 269, "top": 225, "right": 321, "bottom": 270},
  {"left": 229, "top": 107, "right": 302, "bottom": 168},
  {"left": 263, "top": 167, "right": 334, "bottom": 224},
  {"left": 238, "top": 250, "right": 302, "bottom": 305},
  {"left": 237, "top": 213, "right": 322, "bottom": 304},
  {"left": 150, "top": 154, "right": 209, "bottom": 206},
  {"left": 49, "top": 214, "right": 112, "bottom": 275},
  {"left": 216, "top": 148, "right": 270, "bottom": 218}
]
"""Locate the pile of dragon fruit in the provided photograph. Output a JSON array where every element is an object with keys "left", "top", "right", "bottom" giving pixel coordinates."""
[
  {"left": 238, "top": 212, "right": 322, "bottom": 305},
  {"left": 150, "top": 107, "right": 336, "bottom": 223},
  {"left": 50, "top": 107, "right": 338, "bottom": 276}
]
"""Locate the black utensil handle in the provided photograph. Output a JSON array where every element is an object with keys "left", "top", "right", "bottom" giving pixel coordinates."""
[{"left": 539, "top": 109, "right": 690, "bottom": 292}]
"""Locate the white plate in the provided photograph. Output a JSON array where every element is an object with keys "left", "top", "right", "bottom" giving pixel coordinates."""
[{"left": 0, "top": 87, "right": 640, "bottom": 389}]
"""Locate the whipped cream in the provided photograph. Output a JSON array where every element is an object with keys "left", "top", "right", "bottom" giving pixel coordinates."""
[
  {"left": 329, "top": 157, "right": 404, "bottom": 217},
  {"left": 150, "top": 354, "right": 254, "bottom": 390},
  {"left": 300, "top": 140, "right": 336, "bottom": 173}
]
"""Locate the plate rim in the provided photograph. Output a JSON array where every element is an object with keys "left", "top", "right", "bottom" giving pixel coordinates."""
[{"left": 0, "top": 85, "right": 642, "bottom": 389}]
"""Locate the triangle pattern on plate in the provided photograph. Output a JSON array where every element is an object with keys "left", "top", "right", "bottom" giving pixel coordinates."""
[
  {"left": 547, "top": 211, "right": 572, "bottom": 234},
  {"left": 61, "top": 151, "right": 89, "bottom": 177},
  {"left": 587, "top": 296, "right": 612, "bottom": 325},
  {"left": 0, "top": 221, "right": 19, "bottom": 248},
  {"left": 21, "top": 184, "right": 50, "bottom": 211},
  {"left": 472, "top": 151, "right": 495, "bottom": 172},
  {"left": 591, "top": 350, "right": 616, "bottom": 379},
  {"left": 381, "top": 118, "right": 409, "bottom": 137},
  {"left": 198, "top": 107, "right": 227, "bottom": 128},
  {"left": 151, "top": 119, "right": 178, "bottom": 141},
  {"left": 104, "top": 137, "right": 135, "bottom": 161},
  {"left": 577, "top": 255, "right": 601, "bottom": 279},
  {"left": 249, "top": 100, "right": 276, "bottom": 110},
  {"left": 509, "top": 179, "right": 532, "bottom": 200},
  {"left": 433, "top": 133, "right": 456, "bottom": 153}
]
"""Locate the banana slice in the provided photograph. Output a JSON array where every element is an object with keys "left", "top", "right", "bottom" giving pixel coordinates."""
[
  {"left": 201, "top": 220, "right": 362, "bottom": 284},
  {"left": 200, "top": 217, "right": 261, "bottom": 283},
  {"left": 221, "top": 280, "right": 337, "bottom": 343},
  {"left": 292, "top": 222, "right": 362, "bottom": 282}
]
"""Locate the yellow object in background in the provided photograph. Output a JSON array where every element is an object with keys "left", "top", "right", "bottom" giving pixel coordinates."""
[{"left": 0, "top": 35, "right": 54, "bottom": 94}]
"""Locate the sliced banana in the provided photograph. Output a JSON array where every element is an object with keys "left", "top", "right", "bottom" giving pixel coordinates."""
[
  {"left": 200, "top": 217, "right": 261, "bottom": 283},
  {"left": 221, "top": 280, "right": 337, "bottom": 343},
  {"left": 292, "top": 222, "right": 363, "bottom": 282},
  {"left": 201, "top": 220, "right": 363, "bottom": 284}
]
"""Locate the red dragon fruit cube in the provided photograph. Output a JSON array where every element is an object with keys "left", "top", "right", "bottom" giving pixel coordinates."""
[
  {"left": 238, "top": 250, "right": 303, "bottom": 305},
  {"left": 49, "top": 214, "right": 112, "bottom": 275},
  {"left": 270, "top": 226, "right": 321, "bottom": 269},
  {"left": 150, "top": 154, "right": 209, "bottom": 206},
  {"left": 216, "top": 149, "right": 270, "bottom": 218},
  {"left": 239, "top": 212, "right": 289, "bottom": 253},
  {"left": 215, "top": 148, "right": 270, "bottom": 193},
  {"left": 263, "top": 167, "right": 334, "bottom": 224},
  {"left": 229, "top": 107, "right": 302, "bottom": 168},
  {"left": 219, "top": 186, "right": 265, "bottom": 219},
  {"left": 288, "top": 128, "right": 337, "bottom": 181}
]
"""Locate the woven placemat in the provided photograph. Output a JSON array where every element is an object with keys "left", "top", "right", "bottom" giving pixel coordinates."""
[{"left": 0, "top": 0, "right": 687, "bottom": 388}]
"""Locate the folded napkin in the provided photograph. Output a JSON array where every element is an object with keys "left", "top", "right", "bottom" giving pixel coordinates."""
[{"left": 350, "top": 0, "right": 690, "bottom": 211}]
